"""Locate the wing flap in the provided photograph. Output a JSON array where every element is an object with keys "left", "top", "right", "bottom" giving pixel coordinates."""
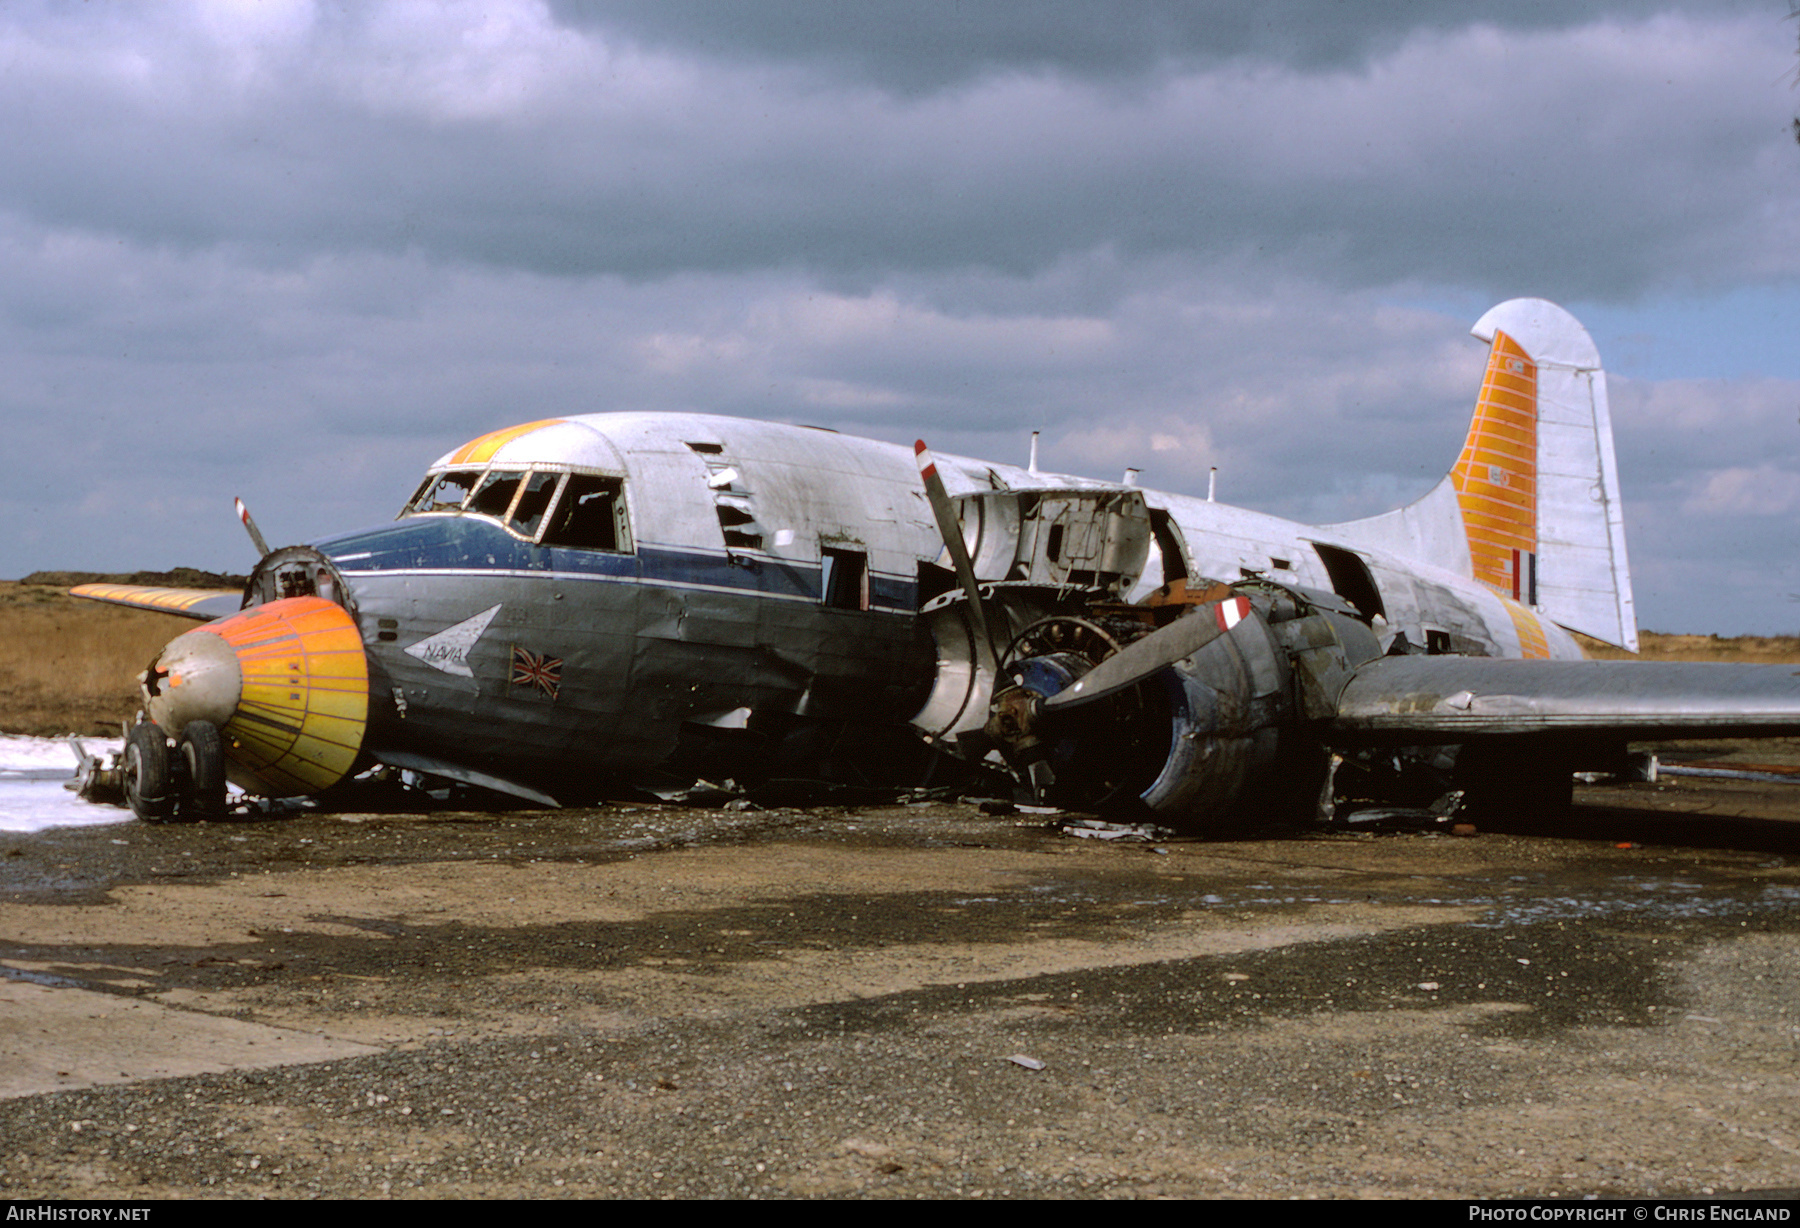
[
  {"left": 70, "top": 583, "right": 243, "bottom": 621},
  {"left": 1330, "top": 655, "right": 1800, "bottom": 741}
]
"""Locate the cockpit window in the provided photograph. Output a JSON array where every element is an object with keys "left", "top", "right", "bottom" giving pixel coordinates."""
[
  {"left": 541, "top": 475, "right": 628, "bottom": 551},
  {"left": 402, "top": 466, "right": 630, "bottom": 553},
  {"left": 509, "top": 471, "right": 563, "bottom": 539},
  {"left": 407, "top": 470, "right": 480, "bottom": 514},
  {"left": 467, "top": 470, "right": 525, "bottom": 519}
]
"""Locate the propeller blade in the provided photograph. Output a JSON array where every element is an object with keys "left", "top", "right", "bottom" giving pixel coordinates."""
[
  {"left": 1043, "top": 595, "right": 1254, "bottom": 711},
  {"left": 234, "top": 496, "right": 271, "bottom": 558},
  {"left": 914, "top": 440, "right": 992, "bottom": 653}
]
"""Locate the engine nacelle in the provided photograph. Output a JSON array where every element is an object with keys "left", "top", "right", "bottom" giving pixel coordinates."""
[
  {"left": 1129, "top": 600, "right": 1296, "bottom": 819},
  {"left": 989, "top": 583, "right": 1383, "bottom": 829}
]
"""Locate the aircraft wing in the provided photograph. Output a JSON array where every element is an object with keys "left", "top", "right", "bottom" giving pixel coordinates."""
[
  {"left": 1329, "top": 655, "right": 1800, "bottom": 742},
  {"left": 70, "top": 583, "right": 243, "bottom": 622}
]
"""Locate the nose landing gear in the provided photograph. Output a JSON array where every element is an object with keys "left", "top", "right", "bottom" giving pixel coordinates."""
[
  {"left": 121, "top": 717, "right": 229, "bottom": 823},
  {"left": 122, "top": 721, "right": 172, "bottom": 821}
]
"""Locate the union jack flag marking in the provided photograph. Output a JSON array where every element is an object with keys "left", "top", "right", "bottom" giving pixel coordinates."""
[{"left": 510, "top": 645, "right": 563, "bottom": 700}]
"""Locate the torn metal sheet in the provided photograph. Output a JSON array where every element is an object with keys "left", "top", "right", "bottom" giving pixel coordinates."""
[{"left": 1061, "top": 819, "right": 1175, "bottom": 842}]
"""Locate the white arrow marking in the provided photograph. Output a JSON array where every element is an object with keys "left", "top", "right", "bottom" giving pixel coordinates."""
[{"left": 403, "top": 604, "right": 502, "bottom": 678}]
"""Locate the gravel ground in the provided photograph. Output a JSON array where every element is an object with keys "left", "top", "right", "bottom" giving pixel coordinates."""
[{"left": 2, "top": 775, "right": 1799, "bottom": 1199}]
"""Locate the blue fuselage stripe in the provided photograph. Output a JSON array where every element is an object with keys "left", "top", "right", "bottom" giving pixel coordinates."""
[{"left": 315, "top": 518, "right": 918, "bottom": 612}]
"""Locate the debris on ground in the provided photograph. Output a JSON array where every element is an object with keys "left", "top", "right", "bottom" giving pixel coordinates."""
[
  {"left": 1328, "top": 789, "right": 1467, "bottom": 832},
  {"left": 1060, "top": 818, "right": 1174, "bottom": 842}
]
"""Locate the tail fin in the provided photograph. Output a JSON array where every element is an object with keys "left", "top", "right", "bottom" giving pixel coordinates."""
[{"left": 1330, "top": 298, "right": 1638, "bottom": 651}]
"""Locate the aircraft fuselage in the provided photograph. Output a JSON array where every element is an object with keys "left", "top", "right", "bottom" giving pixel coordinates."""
[
  {"left": 295, "top": 411, "right": 1575, "bottom": 801},
  {"left": 90, "top": 302, "right": 1721, "bottom": 825}
]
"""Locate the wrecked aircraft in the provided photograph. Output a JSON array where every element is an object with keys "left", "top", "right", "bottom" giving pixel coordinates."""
[{"left": 73, "top": 299, "right": 1800, "bottom": 827}]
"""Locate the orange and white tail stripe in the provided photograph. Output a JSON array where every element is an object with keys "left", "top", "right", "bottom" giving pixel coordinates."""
[{"left": 1451, "top": 329, "right": 1538, "bottom": 604}]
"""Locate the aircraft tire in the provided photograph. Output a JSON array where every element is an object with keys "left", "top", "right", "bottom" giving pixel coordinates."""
[
  {"left": 124, "top": 722, "right": 175, "bottom": 823},
  {"left": 179, "top": 720, "right": 228, "bottom": 821}
]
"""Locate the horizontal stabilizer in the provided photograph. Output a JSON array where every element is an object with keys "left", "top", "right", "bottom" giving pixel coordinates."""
[
  {"left": 70, "top": 584, "right": 243, "bottom": 621},
  {"left": 1331, "top": 655, "right": 1800, "bottom": 741}
]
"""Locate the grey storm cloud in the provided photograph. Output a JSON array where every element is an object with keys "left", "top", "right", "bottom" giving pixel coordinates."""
[
  {"left": 547, "top": 0, "right": 1769, "bottom": 87},
  {"left": 0, "top": 3, "right": 1790, "bottom": 299}
]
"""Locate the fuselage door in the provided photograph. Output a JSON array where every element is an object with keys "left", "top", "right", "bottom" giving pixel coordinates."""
[{"left": 1310, "top": 541, "right": 1386, "bottom": 623}]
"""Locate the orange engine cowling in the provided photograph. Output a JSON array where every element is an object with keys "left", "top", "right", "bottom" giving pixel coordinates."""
[{"left": 142, "top": 596, "right": 370, "bottom": 797}]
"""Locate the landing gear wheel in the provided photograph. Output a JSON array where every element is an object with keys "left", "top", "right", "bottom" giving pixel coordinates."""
[
  {"left": 123, "top": 721, "right": 174, "bottom": 822},
  {"left": 179, "top": 720, "right": 228, "bottom": 821}
]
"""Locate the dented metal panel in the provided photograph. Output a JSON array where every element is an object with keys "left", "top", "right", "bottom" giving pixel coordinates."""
[{"left": 951, "top": 488, "right": 1153, "bottom": 592}]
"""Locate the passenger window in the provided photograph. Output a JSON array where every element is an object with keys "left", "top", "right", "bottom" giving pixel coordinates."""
[
  {"left": 510, "top": 471, "right": 563, "bottom": 539},
  {"left": 542, "top": 475, "right": 629, "bottom": 551},
  {"left": 467, "top": 470, "right": 525, "bottom": 519}
]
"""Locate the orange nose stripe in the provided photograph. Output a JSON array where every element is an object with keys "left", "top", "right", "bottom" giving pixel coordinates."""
[{"left": 200, "top": 596, "right": 369, "bottom": 797}]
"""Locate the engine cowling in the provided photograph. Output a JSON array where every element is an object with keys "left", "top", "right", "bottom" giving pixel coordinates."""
[
  {"left": 987, "top": 584, "right": 1382, "bottom": 829},
  {"left": 141, "top": 595, "right": 370, "bottom": 798}
]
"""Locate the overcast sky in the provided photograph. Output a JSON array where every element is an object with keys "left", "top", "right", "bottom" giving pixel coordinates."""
[{"left": 2, "top": 1, "right": 1797, "bottom": 635}]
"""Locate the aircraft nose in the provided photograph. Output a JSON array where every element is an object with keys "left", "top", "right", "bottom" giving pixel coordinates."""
[
  {"left": 143, "top": 624, "right": 242, "bottom": 732},
  {"left": 143, "top": 596, "right": 370, "bottom": 797}
]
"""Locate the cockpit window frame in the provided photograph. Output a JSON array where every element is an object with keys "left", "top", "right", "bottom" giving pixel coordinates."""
[
  {"left": 404, "top": 469, "right": 485, "bottom": 516},
  {"left": 539, "top": 472, "right": 631, "bottom": 553},
  {"left": 509, "top": 469, "right": 566, "bottom": 541},
  {"left": 398, "top": 462, "right": 632, "bottom": 553},
  {"left": 467, "top": 469, "right": 530, "bottom": 521}
]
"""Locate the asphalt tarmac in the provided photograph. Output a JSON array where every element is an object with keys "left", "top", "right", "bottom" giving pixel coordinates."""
[{"left": 2, "top": 771, "right": 1799, "bottom": 1199}]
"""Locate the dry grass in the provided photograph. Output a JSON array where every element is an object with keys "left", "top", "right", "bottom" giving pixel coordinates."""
[
  {"left": 1580, "top": 631, "right": 1800, "bottom": 663},
  {"left": 0, "top": 583, "right": 206, "bottom": 737}
]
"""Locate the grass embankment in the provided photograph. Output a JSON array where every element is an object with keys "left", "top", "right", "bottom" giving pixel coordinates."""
[
  {"left": 0, "top": 578, "right": 242, "bottom": 738},
  {"left": 2, "top": 578, "right": 1797, "bottom": 739}
]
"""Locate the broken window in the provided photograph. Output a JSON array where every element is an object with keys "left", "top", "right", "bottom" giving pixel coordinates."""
[
  {"left": 1312, "top": 542, "right": 1387, "bottom": 622},
  {"left": 718, "top": 507, "right": 764, "bottom": 552},
  {"left": 541, "top": 474, "right": 630, "bottom": 552},
  {"left": 689, "top": 446, "right": 765, "bottom": 552},
  {"left": 403, "top": 465, "right": 630, "bottom": 551},
  {"left": 508, "top": 471, "right": 563, "bottom": 539},
  {"left": 821, "top": 547, "right": 869, "bottom": 610},
  {"left": 916, "top": 557, "right": 957, "bottom": 606},
  {"left": 405, "top": 469, "right": 481, "bottom": 515},
  {"left": 1149, "top": 508, "right": 1190, "bottom": 587},
  {"left": 467, "top": 470, "right": 526, "bottom": 520}
]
